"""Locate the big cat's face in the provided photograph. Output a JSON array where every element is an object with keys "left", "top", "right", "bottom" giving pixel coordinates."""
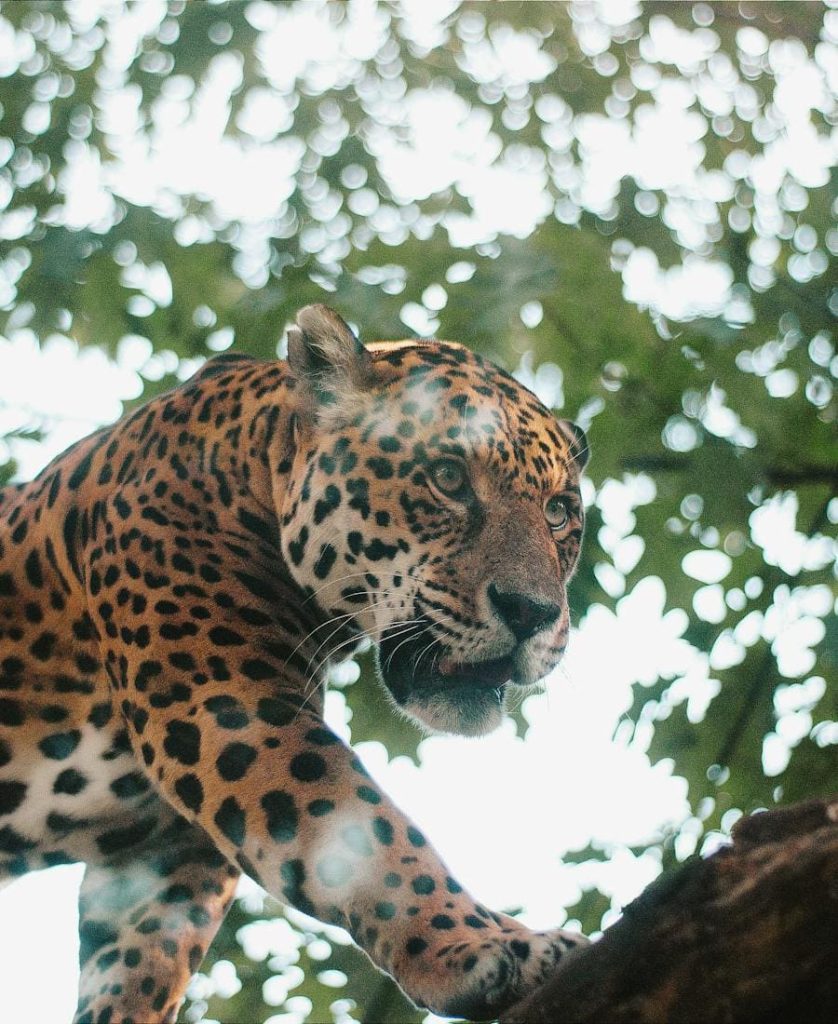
[{"left": 282, "top": 331, "right": 587, "bottom": 738}]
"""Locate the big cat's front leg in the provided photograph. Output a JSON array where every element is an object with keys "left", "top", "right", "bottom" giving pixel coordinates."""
[
  {"left": 86, "top": 512, "right": 585, "bottom": 1021},
  {"left": 119, "top": 687, "right": 583, "bottom": 1020}
]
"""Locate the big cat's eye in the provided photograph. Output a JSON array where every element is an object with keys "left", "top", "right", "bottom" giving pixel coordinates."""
[
  {"left": 545, "top": 494, "right": 570, "bottom": 530},
  {"left": 429, "top": 458, "right": 470, "bottom": 499}
]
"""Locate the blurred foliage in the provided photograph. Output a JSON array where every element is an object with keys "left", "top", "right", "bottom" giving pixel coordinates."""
[{"left": 0, "top": 0, "right": 836, "bottom": 1021}]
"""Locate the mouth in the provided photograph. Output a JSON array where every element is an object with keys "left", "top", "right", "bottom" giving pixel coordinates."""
[
  {"left": 376, "top": 621, "right": 516, "bottom": 736},
  {"left": 437, "top": 653, "right": 515, "bottom": 689}
]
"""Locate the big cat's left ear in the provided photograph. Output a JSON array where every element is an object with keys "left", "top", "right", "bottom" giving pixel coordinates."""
[
  {"left": 287, "top": 304, "right": 374, "bottom": 407},
  {"left": 559, "top": 419, "right": 590, "bottom": 471}
]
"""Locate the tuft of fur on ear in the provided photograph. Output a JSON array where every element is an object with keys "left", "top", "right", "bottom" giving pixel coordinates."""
[
  {"left": 287, "top": 304, "right": 374, "bottom": 407},
  {"left": 560, "top": 419, "right": 590, "bottom": 471}
]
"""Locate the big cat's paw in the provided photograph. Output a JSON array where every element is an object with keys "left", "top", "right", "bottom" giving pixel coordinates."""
[
  {"left": 529, "top": 925, "right": 590, "bottom": 984},
  {"left": 403, "top": 925, "right": 588, "bottom": 1021}
]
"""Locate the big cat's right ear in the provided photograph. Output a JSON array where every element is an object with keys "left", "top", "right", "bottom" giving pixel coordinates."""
[
  {"left": 287, "top": 304, "right": 374, "bottom": 408},
  {"left": 559, "top": 419, "right": 590, "bottom": 471}
]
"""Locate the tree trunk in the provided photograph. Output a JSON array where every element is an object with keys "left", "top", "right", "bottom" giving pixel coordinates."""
[{"left": 502, "top": 796, "right": 838, "bottom": 1024}]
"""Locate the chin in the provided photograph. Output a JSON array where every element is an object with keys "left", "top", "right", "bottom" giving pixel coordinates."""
[
  {"left": 376, "top": 622, "right": 519, "bottom": 738},
  {"left": 401, "top": 687, "right": 507, "bottom": 737}
]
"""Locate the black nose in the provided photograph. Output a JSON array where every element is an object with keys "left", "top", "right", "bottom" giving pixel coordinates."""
[{"left": 488, "top": 584, "right": 561, "bottom": 642}]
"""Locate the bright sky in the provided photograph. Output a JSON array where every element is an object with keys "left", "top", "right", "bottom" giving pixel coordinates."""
[{"left": 0, "top": 2, "right": 835, "bottom": 1022}]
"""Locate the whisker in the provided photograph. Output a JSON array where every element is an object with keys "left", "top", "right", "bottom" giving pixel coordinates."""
[
  {"left": 297, "top": 601, "right": 422, "bottom": 696},
  {"left": 283, "top": 608, "right": 358, "bottom": 669},
  {"left": 294, "top": 618, "right": 427, "bottom": 719},
  {"left": 383, "top": 621, "right": 430, "bottom": 674},
  {"left": 411, "top": 634, "right": 444, "bottom": 684},
  {"left": 299, "top": 592, "right": 401, "bottom": 679}
]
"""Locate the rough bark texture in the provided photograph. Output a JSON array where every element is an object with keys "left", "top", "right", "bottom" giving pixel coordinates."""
[{"left": 502, "top": 795, "right": 838, "bottom": 1024}]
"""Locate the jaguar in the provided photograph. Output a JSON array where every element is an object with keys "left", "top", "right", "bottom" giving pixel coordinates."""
[{"left": 0, "top": 305, "right": 589, "bottom": 1022}]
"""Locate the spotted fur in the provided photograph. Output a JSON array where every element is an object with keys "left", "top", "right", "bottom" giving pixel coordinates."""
[{"left": 0, "top": 305, "right": 589, "bottom": 1022}]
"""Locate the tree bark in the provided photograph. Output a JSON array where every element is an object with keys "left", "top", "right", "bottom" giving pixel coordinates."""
[{"left": 502, "top": 796, "right": 838, "bottom": 1024}]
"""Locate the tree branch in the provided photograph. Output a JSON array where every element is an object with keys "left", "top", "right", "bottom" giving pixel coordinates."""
[
  {"left": 618, "top": 454, "right": 838, "bottom": 490},
  {"left": 501, "top": 796, "right": 838, "bottom": 1024}
]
